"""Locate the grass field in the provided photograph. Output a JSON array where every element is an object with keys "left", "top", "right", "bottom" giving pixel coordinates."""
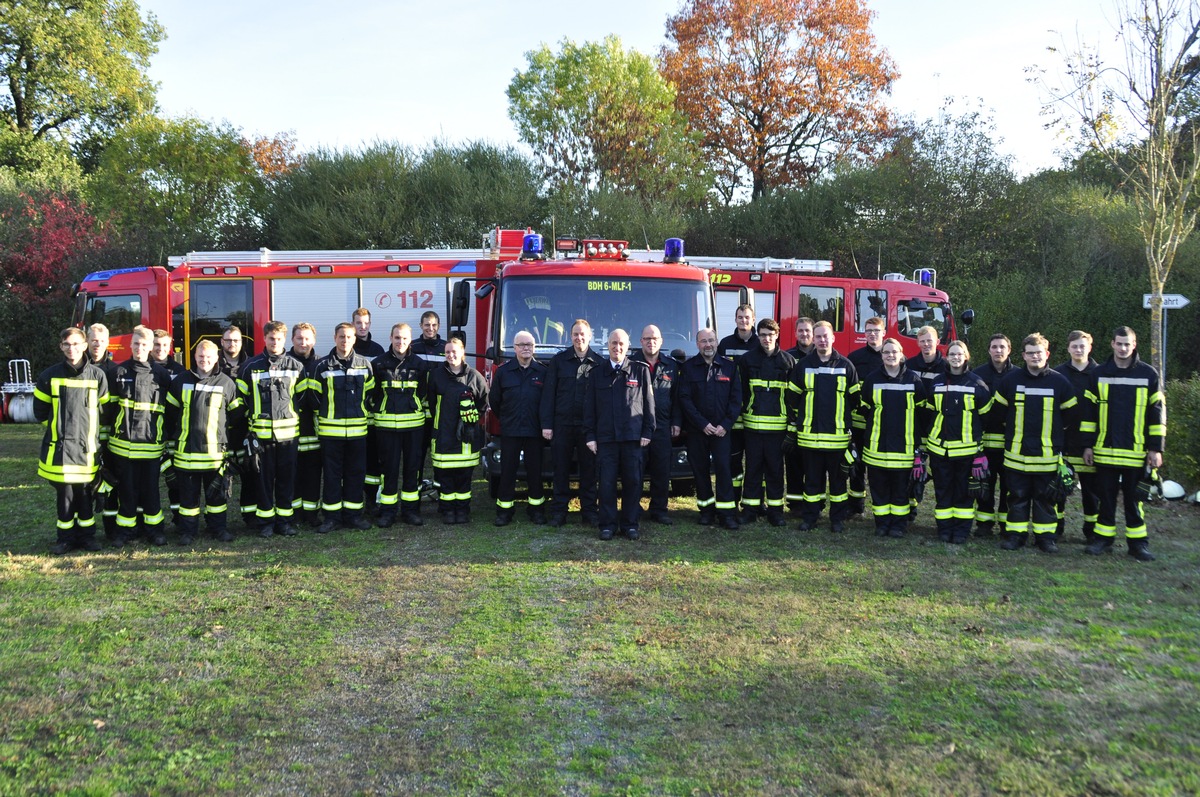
[{"left": 2, "top": 423, "right": 1198, "bottom": 796}]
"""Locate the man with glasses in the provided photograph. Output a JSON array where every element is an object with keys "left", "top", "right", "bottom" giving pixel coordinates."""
[
  {"left": 630, "top": 325, "right": 681, "bottom": 525},
  {"left": 219, "top": 324, "right": 256, "bottom": 529},
  {"left": 737, "top": 319, "right": 795, "bottom": 527},
  {"left": 490, "top": 331, "right": 548, "bottom": 526},
  {"left": 679, "top": 328, "right": 742, "bottom": 529}
]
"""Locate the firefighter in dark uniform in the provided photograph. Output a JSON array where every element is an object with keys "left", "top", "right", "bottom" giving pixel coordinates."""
[
  {"left": 288, "top": 323, "right": 322, "bottom": 527},
  {"left": 35, "top": 327, "right": 109, "bottom": 554},
  {"left": 858, "top": 338, "right": 925, "bottom": 538},
  {"left": 152, "top": 328, "right": 187, "bottom": 526},
  {"left": 585, "top": 329, "right": 655, "bottom": 540},
  {"left": 351, "top": 307, "right": 386, "bottom": 515},
  {"left": 312, "top": 323, "right": 376, "bottom": 534},
  {"left": 630, "top": 324, "right": 681, "bottom": 524},
  {"left": 846, "top": 316, "right": 885, "bottom": 516},
  {"left": 787, "top": 320, "right": 860, "bottom": 533},
  {"left": 737, "top": 319, "right": 795, "bottom": 527},
  {"left": 1054, "top": 330, "right": 1100, "bottom": 543},
  {"left": 541, "top": 319, "right": 603, "bottom": 527},
  {"left": 106, "top": 325, "right": 173, "bottom": 546},
  {"left": 925, "top": 340, "right": 992, "bottom": 544},
  {"left": 86, "top": 323, "right": 121, "bottom": 543},
  {"left": 218, "top": 325, "right": 255, "bottom": 529},
  {"left": 1082, "top": 326, "right": 1166, "bottom": 561},
  {"left": 428, "top": 336, "right": 488, "bottom": 524},
  {"left": 909, "top": 325, "right": 948, "bottom": 387},
  {"left": 490, "top": 330, "right": 548, "bottom": 526},
  {"left": 717, "top": 304, "right": 757, "bottom": 504},
  {"left": 411, "top": 310, "right": 448, "bottom": 491},
  {"left": 371, "top": 323, "right": 429, "bottom": 528},
  {"left": 237, "top": 321, "right": 307, "bottom": 537},
  {"left": 783, "top": 317, "right": 816, "bottom": 517},
  {"left": 972, "top": 333, "right": 1014, "bottom": 536},
  {"left": 679, "top": 328, "right": 742, "bottom": 529},
  {"left": 992, "top": 333, "right": 1077, "bottom": 554},
  {"left": 166, "top": 339, "right": 242, "bottom": 544}
]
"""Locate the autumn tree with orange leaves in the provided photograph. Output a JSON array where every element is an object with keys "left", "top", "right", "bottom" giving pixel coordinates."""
[{"left": 661, "top": 0, "right": 898, "bottom": 202}]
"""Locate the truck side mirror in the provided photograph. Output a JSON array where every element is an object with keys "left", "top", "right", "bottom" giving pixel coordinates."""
[
  {"left": 451, "top": 280, "right": 472, "bottom": 328},
  {"left": 961, "top": 308, "right": 975, "bottom": 328}
]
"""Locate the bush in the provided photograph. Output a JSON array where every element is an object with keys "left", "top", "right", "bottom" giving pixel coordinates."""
[{"left": 1164, "top": 377, "right": 1200, "bottom": 489}]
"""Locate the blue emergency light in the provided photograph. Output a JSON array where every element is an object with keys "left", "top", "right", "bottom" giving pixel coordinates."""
[
  {"left": 664, "top": 238, "right": 684, "bottom": 264},
  {"left": 521, "top": 233, "right": 544, "bottom": 261},
  {"left": 918, "top": 269, "right": 934, "bottom": 286}
]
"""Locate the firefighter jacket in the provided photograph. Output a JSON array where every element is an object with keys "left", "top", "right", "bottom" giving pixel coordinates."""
[
  {"left": 88, "top": 354, "right": 120, "bottom": 442},
  {"left": 354, "top": 333, "right": 385, "bottom": 361},
  {"left": 34, "top": 358, "right": 108, "bottom": 484},
  {"left": 237, "top": 352, "right": 307, "bottom": 443},
  {"left": 972, "top": 359, "right": 1015, "bottom": 450},
  {"left": 992, "top": 366, "right": 1077, "bottom": 473},
  {"left": 786, "top": 350, "right": 859, "bottom": 449},
  {"left": 858, "top": 365, "right": 925, "bottom": 468},
  {"left": 166, "top": 369, "right": 242, "bottom": 470},
  {"left": 106, "top": 359, "right": 172, "bottom": 460},
  {"left": 678, "top": 354, "right": 742, "bottom": 433},
  {"left": 924, "top": 370, "right": 992, "bottom": 459},
  {"left": 370, "top": 347, "right": 428, "bottom": 431},
  {"left": 909, "top": 351, "right": 948, "bottom": 387},
  {"left": 410, "top": 334, "right": 447, "bottom": 364},
  {"left": 584, "top": 358, "right": 655, "bottom": 444},
  {"left": 489, "top": 358, "right": 547, "bottom": 438},
  {"left": 630, "top": 350, "right": 682, "bottom": 438},
  {"left": 540, "top": 347, "right": 602, "bottom": 430},
  {"left": 738, "top": 346, "right": 796, "bottom": 433},
  {"left": 218, "top": 348, "right": 249, "bottom": 380},
  {"left": 429, "top": 363, "right": 488, "bottom": 466},
  {"left": 848, "top": 345, "right": 884, "bottom": 431},
  {"left": 717, "top": 331, "right": 757, "bottom": 361},
  {"left": 288, "top": 347, "right": 320, "bottom": 452},
  {"left": 787, "top": 343, "right": 814, "bottom": 361},
  {"left": 310, "top": 350, "right": 375, "bottom": 439},
  {"left": 155, "top": 357, "right": 187, "bottom": 379},
  {"left": 1084, "top": 353, "right": 1165, "bottom": 469},
  {"left": 1054, "top": 359, "right": 1098, "bottom": 456}
]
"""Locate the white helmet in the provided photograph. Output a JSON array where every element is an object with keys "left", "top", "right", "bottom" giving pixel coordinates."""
[{"left": 1157, "top": 480, "right": 1185, "bottom": 500}]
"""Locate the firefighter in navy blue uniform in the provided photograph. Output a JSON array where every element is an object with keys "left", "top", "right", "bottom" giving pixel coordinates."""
[
  {"left": 165, "top": 339, "right": 242, "bottom": 544},
  {"left": 846, "top": 317, "right": 885, "bottom": 516},
  {"left": 992, "top": 333, "right": 1078, "bottom": 554},
  {"left": 152, "top": 329, "right": 187, "bottom": 525},
  {"left": 858, "top": 338, "right": 925, "bottom": 538},
  {"left": 737, "top": 319, "right": 795, "bottom": 527},
  {"left": 584, "top": 329, "right": 655, "bottom": 540},
  {"left": 630, "top": 324, "right": 682, "bottom": 525},
  {"left": 35, "top": 327, "right": 109, "bottom": 554},
  {"left": 541, "top": 319, "right": 603, "bottom": 527},
  {"left": 411, "top": 310, "right": 448, "bottom": 490},
  {"left": 925, "top": 340, "right": 992, "bottom": 544},
  {"left": 717, "top": 304, "right": 757, "bottom": 504},
  {"left": 237, "top": 321, "right": 307, "bottom": 537},
  {"left": 218, "top": 325, "right": 255, "bottom": 528},
  {"left": 786, "top": 320, "right": 860, "bottom": 533},
  {"left": 490, "top": 330, "right": 549, "bottom": 526},
  {"left": 1082, "top": 326, "right": 1166, "bottom": 561},
  {"left": 106, "top": 325, "right": 173, "bottom": 546},
  {"left": 972, "top": 333, "right": 1015, "bottom": 535},
  {"left": 1054, "top": 330, "right": 1100, "bottom": 543},
  {"left": 288, "top": 323, "right": 322, "bottom": 527},
  {"left": 86, "top": 324, "right": 122, "bottom": 543},
  {"left": 371, "top": 323, "right": 429, "bottom": 528},
  {"left": 351, "top": 307, "right": 386, "bottom": 514},
  {"left": 679, "top": 329, "right": 742, "bottom": 529},
  {"left": 429, "top": 337, "right": 488, "bottom": 524},
  {"left": 784, "top": 317, "right": 817, "bottom": 514},
  {"left": 909, "top": 326, "right": 948, "bottom": 388}
]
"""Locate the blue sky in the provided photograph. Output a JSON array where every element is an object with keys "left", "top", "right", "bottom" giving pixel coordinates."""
[{"left": 143, "top": 0, "right": 1117, "bottom": 176}]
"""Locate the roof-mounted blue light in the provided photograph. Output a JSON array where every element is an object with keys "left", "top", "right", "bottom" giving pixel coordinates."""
[
  {"left": 520, "top": 233, "right": 544, "bottom": 261},
  {"left": 918, "top": 268, "right": 934, "bottom": 287},
  {"left": 664, "top": 238, "right": 684, "bottom": 264}
]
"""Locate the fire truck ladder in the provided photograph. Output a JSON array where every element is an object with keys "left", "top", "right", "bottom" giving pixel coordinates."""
[
  {"left": 624, "top": 249, "right": 833, "bottom": 273},
  {"left": 168, "top": 232, "right": 512, "bottom": 269}
]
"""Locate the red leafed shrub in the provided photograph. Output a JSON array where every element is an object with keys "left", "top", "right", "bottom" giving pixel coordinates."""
[{"left": 1, "top": 192, "right": 106, "bottom": 305}]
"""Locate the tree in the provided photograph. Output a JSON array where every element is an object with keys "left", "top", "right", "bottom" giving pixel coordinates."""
[
  {"left": 1038, "top": 0, "right": 1200, "bottom": 377},
  {"left": 0, "top": 0, "right": 164, "bottom": 168},
  {"left": 507, "top": 36, "right": 708, "bottom": 204},
  {"left": 661, "top": 0, "right": 898, "bottom": 202}
]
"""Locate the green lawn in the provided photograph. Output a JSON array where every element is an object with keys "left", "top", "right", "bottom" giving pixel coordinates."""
[{"left": 2, "top": 423, "right": 1198, "bottom": 796}]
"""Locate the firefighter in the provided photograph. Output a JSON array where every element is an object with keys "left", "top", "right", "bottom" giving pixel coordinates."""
[
  {"left": 219, "top": 324, "right": 255, "bottom": 529},
  {"left": 152, "top": 328, "right": 186, "bottom": 526},
  {"left": 786, "top": 317, "right": 816, "bottom": 360},
  {"left": 909, "top": 325, "right": 948, "bottom": 387},
  {"left": 717, "top": 304, "right": 757, "bottom": 504},
  {"left": 787, "top": 320, "right": 860, "bottom": 533},
  {"left": 311, "top": 323, "right": 375, "bottom": 534},
  {"left": 411, "top": 310, "right": 447, "bottom": 492},
  {"left": 106, "top": 325, "right": 173, "bottom": 546},
  {"left": 428, "top": 337, "right": 488, "bottom": 524},
  {"left": 1082, "top": 326, "right": 1166, "bottom": 561},
  {"left": 218, "top": 325, "right": 250, "bottom": 378},
  {"left": 34, "top": 327, "right": 108, "bottom": 554},
  {"left": 1054, "top": 330, "right": 1100, "bottom": 543},
  {"left": 288, "top": 322, "right": 322, "bottom": 527},
  {"left": 972, "top": 333, "right": 1014, "bottom": 536},
  {"left": 237, "top": 320, "right": 307, "bottom": 537},
  {"left": 86, "top": 323, "right": 121, "bottom": 544},
  {"left": 679, "top": 328, "right": 742, "bottom": 529},
  {"left": 737, "top": 319, "right": 795, "bottom": 527},
  {"left": 846, "top": 316, "right": 886, "bottom": 516},
  {"left": 630, "top": 324, "right": 681, "bottom": 525},
  {"left": 166, "top": 339, "right": 241, "bottom": 544},
  {"left": 584, "top": 329, "right": 655, "bottom": 540},
  {"left": 541, "top": 319, "right": 602, "bottom": 527},
  {"left": 925, "top": 340, "right": 992, "bottom": 544},
  {"left": 490, "top": 330, "right": 548, "bottom": 526},
  {"left": 785, "top": 316, "right": 818, "bottom": 513},
  {"left": 351, "top": 307, "right": 385, "bottom": 515},
  {"left": 992, "top": 333, "right": 1077, "bottom": 554},
  {"left": 371, "top": 322, "right": 429, "bottom": 528},
  {"left": 859, "top": 337, "right": 925, "bottom": 538}
]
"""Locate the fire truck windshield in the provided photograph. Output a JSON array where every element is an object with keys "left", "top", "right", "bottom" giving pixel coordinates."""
[
  {"left": 897, "top": 301, "right": 955, "bottom": 343},
  {"left": 498, "top": 275, "right": 711, "bottom": 356}
]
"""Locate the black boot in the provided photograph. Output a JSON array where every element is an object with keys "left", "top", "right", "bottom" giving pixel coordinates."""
[
  {"left": 1127, "top": 539, "right": 1156, "bottom": 562},
  {"left": 529, "top": 506, "right": 546, "bottom": 525},
  {"left": 1036, "top": 534, "right": 1058, "bottom": 554},
  {"left": 1000, "top": 531, "right": 1025, "bottom": 551},
  {"left": 1081, "top": 520, "right": 1097, "bottom": 545},
  {"left": 494, "top": 510, "right": 514, "bottom": 527},
  {"left": 1085, "top": 536, "right": 1114, "bottom": 555},
  {"left": 697, "top": 509, "right": 715, "bottom": 526}
]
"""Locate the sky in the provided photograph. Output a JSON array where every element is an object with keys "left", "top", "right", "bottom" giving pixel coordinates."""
[{"left": 142, "top": 0, "right": 1122, "bottom": 177}]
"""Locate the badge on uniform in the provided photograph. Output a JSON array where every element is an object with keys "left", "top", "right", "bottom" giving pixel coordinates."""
[
  {"left": 716, "top": 375, "right": 730, "bottom": 382},
  {"left": 626, "top": 379, "right": 639, "bottom": 388}
]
